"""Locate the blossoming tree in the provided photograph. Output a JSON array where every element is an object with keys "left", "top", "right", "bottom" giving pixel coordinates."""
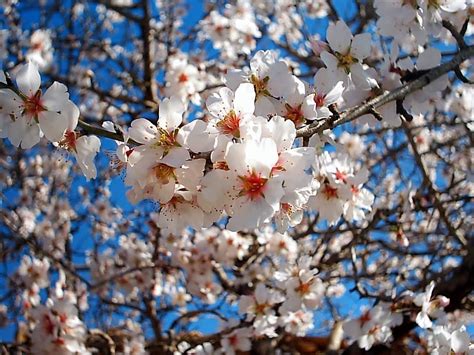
[{"left": 0, "top": 0, "right": 473, "bottom": 353}]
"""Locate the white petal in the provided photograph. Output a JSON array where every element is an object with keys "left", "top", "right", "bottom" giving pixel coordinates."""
[
  {"left": 350, "top": 64, "right": 375, "bottom": 90},
  {"left": 325, "top": 81, "right": 345, "bottom": 105},
  {"left": 451, "top": 328, "right": 470, "bottom": 353},
  {"left": 8, "top": 116, "right": 40, "bottom": 149},
  {"left": 16, "top": 62, "right": 41, "bottom": 96},
  {"left": 62, "top": 100, "right": 80, "bottom": 131},
  {"left": 440, "top": 0, "right": 466, "bottom": 12},
  {"left": 417, "top": 48, "right": 441, "bottom": 71},
  {"left": 38, "top": 111, "right": 68, "bottom": 142},
  {"left": 180, "top": 120, "right": 216, "bottom": 153},
  {"left": 160, "top": 146, "right": 190, "bottom": 168},
  {"left": 327, "top": 21, "right": 352, "bottom": 54},
  {"left": 225, "top": 69, "right": 247, "bottom": 91},
  {"left": 351, "top": 33, "right": 371, "bottom": 60},
  {"left": 343, "top": 319, "right": 363, "bottom": 340},
  {"left": 75, "top": 135, "right": 101, "bottom": 180},
  {"left": 129, "top": 118, "right": 158, "bottom": 144},
  {"left": 227, "top": 197, "right": 275, "bottom": 231},
  {"left": 206, "top": 87, "right": 233, "bottom": 118},
  {"left": 267, "top": 116, "right": 296, "bottom": 152},
  {"left": 255, "top": 95, "right": 276, "bottom": 116},
  {"left": 320, "top": 51, "right": 340, "bottom": 72},
  {"left": 175, "top": 158, "right": 206, "bottom": 192},
  {"left": 415, "top": 312, "right": 432, "bottom": 329},
  {"left": 0, "top": 90, "right": 23, "bottom": 116},
  {"left": 42, "top": 82, "right": 69, "bottom": 111},
  {"left": 267, "top": 62, "right": 293, "bottom": 99},
  {"left": 234, "top": 83, "right": 255, "bottom": 115},
  {"left": 158, "top": 96, "right": 184, "bottom": 131}
]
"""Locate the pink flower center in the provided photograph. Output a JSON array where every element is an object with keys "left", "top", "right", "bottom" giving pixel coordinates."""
[
  {"left": 296, "top": 280, "right": 312, "bottom": 295},
  {"left": 284, "top": 103, "right": 305, "bottom": 126},
  {"left": 322, "top": 184, "right": 338, "bottom": 199},
  {"left": 216, "top": 110, "right": 240, "bottom": 137},
  {"left": 359, "top": 311, "right": 372, "bottom": 327},
  {"left": 314, "top": 93, "right": 325, "bottom": 108},
  {"left": 178, "top": 73, "right": 188, "bottom": 83},
  {"left": 59, "top": 130, "right": 77, "bottom": 151},
  {"left": 334, "top": 169, "right": 347, "bottom": 182},
  {"left": 228, "top": 334, "right": 239, "bottom": 346},
  {"left": 281, "top": 202, "right": 293, "bottom": 213},
  {"left": 238, "top": 171, "right": 267, "bottom": 201},
  {"left": 23, "top": 91, "right": 45, "bottom": 119},
  {"left": 43, "top": 314, "right": 55, "bottom": 335}
]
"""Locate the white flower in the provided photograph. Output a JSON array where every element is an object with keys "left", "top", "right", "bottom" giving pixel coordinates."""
[
  {"left": 279, "top": 309, "right": 314, "bottom": 336},
  {"left": 322, "top": 21, "right": 375, "bottom": 90},
  {"left": 450, "top": 326, "right": 474, "bottom": 354},
  {"left": 224, "top": 138, "right": 285, "bottom": 231},
  {"left": 414, "top": 281, "right": 450, "bottom": 329},
  {"left": 126, "top": 97, "right": 192, "bottom": 203},
  {"left": 58, "top": 131, "right": 101, "bottom": 180},
  {"left": 343, "top": 304, "right": 403, "bottom": 350},
  {"left": 304, "top": 68, "right": 345, "bottom": 119},
  {"left": 165, "top": 55, "right": 205, "bottom": 104},
  {"left": 225, "top": 50, "right": 295, "bottom": 116},
  {"left": 30, "top": 284, "right": 90, "bottom": 355},
  {"left": 17, "top": 256, "right": 50, "bottom": 289},
  {"left": 157, "top": 188, "right": 205, "bottom": 236},
  {"left": 0, "top": 62, "right": 79, "bottom": 148},
  {"left": 26, "top": 29, "right": 54, "bottom": 71},
  {"left": 220, "top": 327, "right": 252, "bottom": 355},
  {"left": 239, "top": 283, "right": 283, "bottom": 337}
]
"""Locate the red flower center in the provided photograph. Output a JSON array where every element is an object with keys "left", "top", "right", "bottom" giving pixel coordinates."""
[
  {"left": 178, "top": 73, "right": 188, "bottom": 83},
  {"left": 359, "top": 311, "right": 372, "bottom": 327},
  {"left": 239, "top": 171, "right": 267, "bottom": 201},
  {"left": 322, "top": 184, "right": 338, "bottom": 199},
  {"left": 334, "top": 169, "right": 347, "bottom": 182},
  {"left": 228, "top": 334, "right": 239, "bottom": 346},
  {"left": 216, "top": 110, "right": 240, "bottom": 137},
  {"left": 296, "top": 280, "right": 312, "bottom": 295},
  {"left": 59, "top": 130, "right": 77, "bottom": 151},
  {"left": 314, "top": 93, "right": 325, "bottom": 108},
  {"left": 284, "top": 103, "right": 305, "bottom": 126},
  {"left": 23, "top": 91, "right": 45, "bottom": 119},
  {"left": 43, "top": 314, "right": 55, "bottom": 335}
]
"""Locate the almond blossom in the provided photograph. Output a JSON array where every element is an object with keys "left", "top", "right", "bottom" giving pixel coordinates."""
[
  {"left": 414, "top": 281, "right": 450, "bottom": 329},
  {"left": 322, "top": 21, "right": 376, "bottom": 90},
  {"left": 239, "top": 283, "right": 284, "bottom": 337},
  {"left": 0, "top": 62, "right": 79, "bottom": 148}
]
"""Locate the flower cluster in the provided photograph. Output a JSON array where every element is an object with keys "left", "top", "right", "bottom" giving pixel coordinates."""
[
  {"left": 0, "top": 63, "right": 100, "bottom": 179},
  {"left": 0, "top": 0, "right": 472, "bottom": 353},
  {"left": 122, "top": 48, "right": 374, "bottom": 236}
]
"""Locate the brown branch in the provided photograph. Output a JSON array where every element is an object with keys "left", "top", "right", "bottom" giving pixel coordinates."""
[
  {"left": 141, "top": 0, "right": 158, "bottom": 103},
  {"left": 402, "top": 120, "right": 467, "bottom": 247}
]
